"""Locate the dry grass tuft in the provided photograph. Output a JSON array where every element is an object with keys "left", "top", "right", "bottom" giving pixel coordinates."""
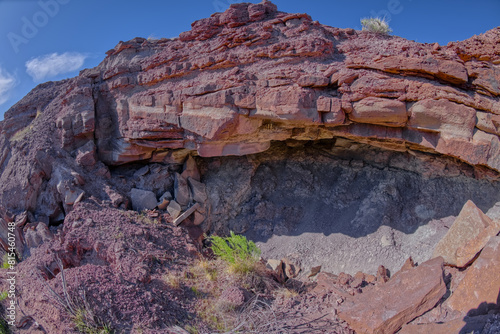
[
  {"left": 36, "top": 257, "right": 112, "bottom": 334},
  {"left": 361, "top": 17, "right": 392, "bottom": 34}
]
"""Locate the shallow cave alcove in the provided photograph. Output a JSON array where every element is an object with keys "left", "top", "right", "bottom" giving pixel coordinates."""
[{"left": 197, "top": 139, "right": 500, "bottom": 275}]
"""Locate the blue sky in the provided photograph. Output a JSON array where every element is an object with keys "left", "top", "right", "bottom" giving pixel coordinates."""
[{"left": 0, "top": 0, "right": 499, "bottom": 120}]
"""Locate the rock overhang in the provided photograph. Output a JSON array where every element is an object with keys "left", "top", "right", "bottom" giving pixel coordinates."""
[
  {"left": 1, "top": 1, "right": 500, "bottom": 227},
  {"left": 69, "top": 2, "right": 500, "bottom": 172}
]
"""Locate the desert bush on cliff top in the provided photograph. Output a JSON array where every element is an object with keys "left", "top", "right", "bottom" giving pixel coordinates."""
[{"left": 361, "top": 17, "right": 392, "bottom": 34}]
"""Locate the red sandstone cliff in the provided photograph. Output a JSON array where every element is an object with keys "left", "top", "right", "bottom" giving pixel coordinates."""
[{"left": 0, "top": 2, "right": 499, "bottom": 333}]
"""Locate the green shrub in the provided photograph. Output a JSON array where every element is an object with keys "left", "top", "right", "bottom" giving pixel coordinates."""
[
  {"left": 361, "top": 17, "right": 392, "bottom": 34},
  {"left": 210, "top": 231, "right": 261, "bottom": 275},
  {"left": 210, "top": 231, "right": 260, "bottom": 264}
]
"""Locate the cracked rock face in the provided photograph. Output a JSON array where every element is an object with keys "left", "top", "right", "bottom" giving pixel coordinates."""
[{"left": 47, "top": 1, "right": 500, "bottom": 170}]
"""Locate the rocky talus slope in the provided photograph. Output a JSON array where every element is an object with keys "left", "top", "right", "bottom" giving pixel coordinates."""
[{"left": 0, "top": 1, "right": 499, "bottom": 333}]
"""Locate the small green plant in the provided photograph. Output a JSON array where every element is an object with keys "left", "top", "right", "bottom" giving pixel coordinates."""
[
  {"left": 361, "top": 17, "right": 392, "bottom": 34},
  {"left": 190, "top": 286, "right": 203, "bottom": 298},
  {"left": 0, "top": 316, "right": 9, "bottom": 334},
  {"left": 0, "top": 292, "right": 7, "bottom": 302},
  {"left": 73, "top": 308, "right": 112, "bottom": 334},
  {"left": 184, "top": 324, "right": 199, "bottom": 334},
  {"left": 1, "top": 255, "right": 9, "bottom": 270},
  {"left": 210, "top": 231, "right": 261, "bottom": 271},
  {"left": 136, "top": 211, "right": 160, "bottom": 225},
  {"left": 1, "top": 253, "right": 16, "bottom": 270}
]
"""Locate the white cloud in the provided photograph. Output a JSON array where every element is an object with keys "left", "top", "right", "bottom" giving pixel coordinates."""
[
  {"left": 0, "top": 68, "right": 16, "bottom": 106},
  {"left": 25, "top": 52, "right": 87, "bottom": 82}
]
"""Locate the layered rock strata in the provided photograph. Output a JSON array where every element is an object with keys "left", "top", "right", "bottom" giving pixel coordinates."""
[{"left": 0, "top": 2, "right": 499, "bottom": 333}]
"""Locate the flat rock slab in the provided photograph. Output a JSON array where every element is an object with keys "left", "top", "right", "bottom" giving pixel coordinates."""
[
  {"left": 350, "top": 97, "right": 407, "bottom": 127},
  {"left": 446, "top": 236, "right": 500, "bottom": 316},
  {"left": 456, "top": 218, "right": 500, "bottom": 268},
  {"left": 173, "top": 203, "right": 200, "bottom": 226},
  {"left": 338, "top": 257, "right": 446, "bottom": 334},
  {"left": 399, "top": 315, "right": 489, "bottom": 334},
  {"left": 432, "top": 200, "right": 496, "bottom": 267},
  {"left": 408, "top": 99, "right": 476, "bottom": 138}
]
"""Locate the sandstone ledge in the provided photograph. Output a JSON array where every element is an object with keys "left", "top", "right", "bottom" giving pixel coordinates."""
[{"left": 2, "top": 3, "right": 499, "bottom": 174}]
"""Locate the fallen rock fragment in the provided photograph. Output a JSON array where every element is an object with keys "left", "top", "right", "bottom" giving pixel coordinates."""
[
  {"left": 351, "top": 271, "right": 365, "bottom": 288},
  {"left": 400, "top": 257, "right": 416, "bottom": 272},
  {"left": 308, "top": 265, "right": 321, "bottom": 278},
  {"left": 70, "top": 171, "right": 85, "bottom": 186},
  {"left": 157, "top": 191, "right": 173, "bottom": 210},
  {"left": 192, "top": 211, "right": 205, "bottom": 225},
  {"left": 130, "top": 188, "right": 157, "bottom": 211},
  {"left": 174, "top": 173, "right": 191, "bottom": 207},
  {"left": 282, "top": 257, "right": 301, "bottom": 279},
  {"left": 134, "top": 165, "right": 150, "bottom": 178},
  {"left": 432, "top": 200, "right": 498, "bottom": 267},
  {"left": 312, "top": 272, "right": 350, "bottom": 299},
  {"left": 24, "top": 223, "right": 53, "bottom": 249},
  {"left": 75, "top": 141, "right": 97, "bottom": 167},
  {"left": 167, "top": 200, "right": 182, "bottom": 219},
  {"left": 399, "top": 315, "right": 489, "bottom": 334},
  {"left": 266, "top": 259, "right": 281, "bottom": 271},
  {"left": 364, "top": 274, "right": 376, "bottom": 284},
  {"left": 273, "top": 258, "right": 301, "bottom": 282},
  {"left": 456, "top": 219, "right": 500, "bottom": 267},
  {"left": 181, "top": 155, "right": 201, "bottom": 181},
  {"left": 338, "top": 257, "right": 446, "bottom": 334},
  {"left": 187, "top": 177, "right": 208, "bottom": 204},
  {"left": 315, "top": 272, "right": 337, "bottom": 287},
  {"left": 376, "top": 264, "right": 390, "bottom": 283},
  {"left": 173, "top": 203, "right": 200, "bottom": 226},
  {"left": 446, "top": 236, "right": 500, "bottom": 316},
  {"left": 64, "top": 188, "right": 85, "bottom": 206},
  {"left": 337, "top": 272, "right": 353, "bottom": 286}
]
